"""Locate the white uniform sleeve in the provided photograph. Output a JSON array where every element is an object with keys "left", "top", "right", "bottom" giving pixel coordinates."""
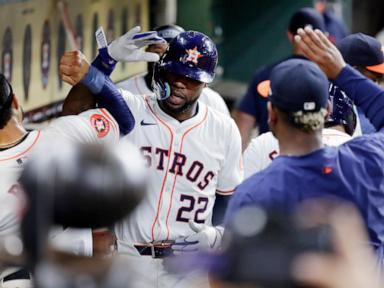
[
  {"left": 49, "top": 227, "right": 93, "bottom": 257},
  {"left": 0, "top": 194, "right": 20, "bottom": 237},
  {"left": 243, "top": 132, "right": 279, "bottom": 179},
  {"left": 119, "top": 89, "right": 148, "bottom": 126},
  {"left": 200, "top": 88, "right": 230, "bottom": 116},
  {"left": 216, "top": 120, "right": 243, "bottom": 195},
  {"left": 43, "top": 108, "right": 120, "bottom": 144}
]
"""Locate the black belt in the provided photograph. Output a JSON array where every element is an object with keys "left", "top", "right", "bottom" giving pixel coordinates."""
[
  {"left": 3, "top": 268, "right": 31, "bottom": 282},
  {"left": 134, "top": 241, "right": 174, "bottom": 258}
]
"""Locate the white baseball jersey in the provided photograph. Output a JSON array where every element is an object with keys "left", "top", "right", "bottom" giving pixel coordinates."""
[
  {"left": 0, "top": 193, "right": 19, "bottom": 237},
  {"left": 115, "top": 91, "right": 242, "bottom": 253},
  {"left": 0, "top": 108, "right": 119, "bottom": 255},
  {"left": 117, "top": 73, "right": 230, "bottom": 115},
  {"left": 243, "top": 128, "right": 352, "bottom": 179}
]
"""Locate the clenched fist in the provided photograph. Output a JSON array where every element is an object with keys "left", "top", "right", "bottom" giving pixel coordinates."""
[{"left": 60, "top": 50, "right": 90, "bottom": 86}]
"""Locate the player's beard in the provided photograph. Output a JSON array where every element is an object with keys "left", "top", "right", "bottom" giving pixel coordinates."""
[{"left": 159, "top": 96, "right": 199, "bottom": 115}]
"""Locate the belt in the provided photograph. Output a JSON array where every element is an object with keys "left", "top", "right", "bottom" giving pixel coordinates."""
[
  {"left": 134, "top": 241, "right": 174, "bottom": 258},
  {"left": 3, "top": 268, "right": 31, "bottom": 282}
]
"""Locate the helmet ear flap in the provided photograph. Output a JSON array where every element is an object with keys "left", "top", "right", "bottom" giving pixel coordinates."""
[{"left": 152, "top": 58, "right": 171, "bottom": 101}]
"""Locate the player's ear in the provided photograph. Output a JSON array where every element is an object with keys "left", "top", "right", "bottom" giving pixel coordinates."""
[
  {"left": 11, "top": 94, "right": 23, "bottom": 122},
  {"left": 267, "top": 101, "right": 277, "bottom": 127},
  {"left": 11, "top": 94, "right": 20, "bottom": 110},
  {"left": 287, "top": 31, "right": 294, "bottom": 43}
]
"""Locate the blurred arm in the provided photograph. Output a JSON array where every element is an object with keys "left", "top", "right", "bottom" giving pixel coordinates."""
[{"left": 232, "top": 110, "right": 256, "bottom": 151}]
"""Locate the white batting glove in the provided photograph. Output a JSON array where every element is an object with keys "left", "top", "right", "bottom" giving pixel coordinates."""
[
  {"left": 172, "top": 220, "right": 224, "bottom": 255},
  {"left": 108, "top": 26, "right": 166, "bottom": 62}
]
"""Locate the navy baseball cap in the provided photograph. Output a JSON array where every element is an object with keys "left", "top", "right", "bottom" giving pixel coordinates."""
[
  {"left": 288, "top": 7, "right": 326, "bottom": 34},
  {"left": 337, "top": 33, "right": 384, "bottom": 74},
  {"left": 258, "top": 59, "right": 329, "bottom": 113}
]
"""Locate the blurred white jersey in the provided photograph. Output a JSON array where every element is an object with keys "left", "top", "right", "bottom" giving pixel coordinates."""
[
  {"left": 117, "top": 73, "right": 230, "bottom": 115},
  {"left": 0, "top": 108, "right": 119, "bottom": 255},
  {"left": 243, "top": 129, "right": 352, "bottom": 179},
  {"left": 115, "top": 91, "right": 242, "bottom": 253},
  {"left": 0, "top": 193, "right": 20, "bottom": 237}
]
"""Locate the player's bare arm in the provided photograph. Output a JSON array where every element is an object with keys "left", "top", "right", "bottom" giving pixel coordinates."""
[{"left": 60, "top": 50, "right": 90, "bottom": 86}]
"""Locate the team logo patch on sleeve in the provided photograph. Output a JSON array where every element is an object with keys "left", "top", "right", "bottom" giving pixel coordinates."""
[{"left": 90, "top": 114, "right": 110, "bottom": 138}]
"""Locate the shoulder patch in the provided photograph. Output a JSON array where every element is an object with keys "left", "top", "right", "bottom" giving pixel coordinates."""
[{"left": 90, "top": 114, "right": 110, "bottom": 138}]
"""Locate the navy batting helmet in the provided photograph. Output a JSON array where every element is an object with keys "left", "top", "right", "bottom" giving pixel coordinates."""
[
  {"left": 155, "top": 24, "right": 185, "bottom": 43},
  {"left": 326, "top": 84, "right": 356, "bottom": 136},
  {"left": 153, "top": 31, "right": 218, "bottom": 100}
]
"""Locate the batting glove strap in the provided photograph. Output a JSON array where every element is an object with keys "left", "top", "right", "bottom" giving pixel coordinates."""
[{"left": 93, "top": 48, "right": 117, "bottom": 77}]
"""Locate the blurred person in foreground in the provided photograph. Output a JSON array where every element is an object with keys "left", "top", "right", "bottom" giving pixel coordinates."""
[
  {"left": 225, "top": 27, "right": 384, "bottom": 267},
  {"left": 209, "top": 203, "right": 382, "bottom": 288},
  {"left": 18, "top": 140, "right": 146, "bottom": 288},
  {"left": 0, "top": 72, "right": 126, "bottom": 286}
]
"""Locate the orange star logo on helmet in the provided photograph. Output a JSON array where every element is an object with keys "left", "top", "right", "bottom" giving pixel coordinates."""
[
  {"left": 90, "top": 114, "right": 110, "bottom": 138},
  {"left": 184, "top": 46, "right": 203, "bottom": 64}
]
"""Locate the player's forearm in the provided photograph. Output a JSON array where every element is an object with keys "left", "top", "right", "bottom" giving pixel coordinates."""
[
  {"left": 81, "top": 66, "right": 135, "bottom": 135},
  {"left": 334, "top": 65, "right": 384, "bottom": 130}
]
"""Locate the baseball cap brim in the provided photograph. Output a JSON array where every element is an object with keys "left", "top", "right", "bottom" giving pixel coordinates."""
[
  {"left": 366, "top": 63, "right": 384, "bottom": 74},
  {"left": 257, "top": 80, "right": 271, "bottom": 98}
]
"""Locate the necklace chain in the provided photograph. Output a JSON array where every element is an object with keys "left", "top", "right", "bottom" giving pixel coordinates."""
[{"left": 0, "top": 132, "right": 28, "bottom": 148}]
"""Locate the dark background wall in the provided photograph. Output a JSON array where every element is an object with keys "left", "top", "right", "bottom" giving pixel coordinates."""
[
  {"left": 176, "top": 0, "right": 384, "bottom": 84},
  {"left": 352, "top": 0, "right": 384, "bottom": 35}
]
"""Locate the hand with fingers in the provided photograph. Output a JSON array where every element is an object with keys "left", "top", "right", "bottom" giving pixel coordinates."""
[
  {"left": 60, "top": 50, "right": 90, "bottom": 86},
  {"left": 171, "top": 220, "right": 224, "bottom": 255},
  {"left": 292, "top": 203, "right": 383, "bottom": 288},
  {"left": 108, "top": 26, "right": 166, "bottom": 63},
  {"left": 294, "top": 26, "right": 346, "bottom": 79}
]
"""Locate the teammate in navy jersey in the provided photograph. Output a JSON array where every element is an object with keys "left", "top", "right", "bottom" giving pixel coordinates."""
[
  {"left": 233, "top": 7, "right": 326, "bottom": 150},
  {"left": 225, "top": 27, "right": 384, "bottom": 265}
]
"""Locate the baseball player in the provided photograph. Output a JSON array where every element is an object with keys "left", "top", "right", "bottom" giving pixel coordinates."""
[
  {"left": 116, "top": 24, "right": 230, "bottom": 116},
  {"left": 226, "top": 27, "right": 384, "bottom": 266},
  {"left": 0, "top": 29, "right": 160, "bottom": 262},
  {"left": 337, "top": 33, "right": 384, "bottom": 134},
  {"left": 243, "top": 81, "right": 356, "bottom": 178},
  {"left": 0, "top": 72, "right": 122, "bottom": 260},
  {"left": 233, "top": 7, "right": 327, "bottom": 150},
  {"left": 232, "top": 7, "right": 362, "bottom": 151},
  {"left": 61, "top": 27, "right": 243, "bottom": 287}
]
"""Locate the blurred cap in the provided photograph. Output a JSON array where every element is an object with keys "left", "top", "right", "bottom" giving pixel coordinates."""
[
  {"left": 288, "top": 7, "right": 326, "bottom": 34},
  {"left": 155, "top": 24, "right": 185, "bottom": 43},
  {"left": 337, "top": 33, "right": 384, "bottom": 74},
  {"left": 20, "top": 139, "right": 147, "bottom": 229},
  {"left": 258, "top": 59, "right": 328, "bottom": 112}
]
